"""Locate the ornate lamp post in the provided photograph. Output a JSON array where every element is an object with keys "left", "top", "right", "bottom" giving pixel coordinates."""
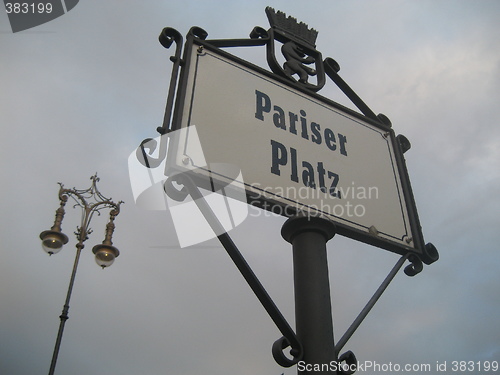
[{"left": 39, "top": 174, "right": 123, "bottom": 375}]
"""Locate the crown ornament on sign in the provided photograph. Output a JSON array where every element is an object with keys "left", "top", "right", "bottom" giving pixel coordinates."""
[{"left": 265, "top": 7, "right": 318, "bottom": 48}]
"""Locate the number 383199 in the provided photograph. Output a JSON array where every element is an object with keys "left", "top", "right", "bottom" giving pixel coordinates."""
[{"left": 5, "top": 3, "right": 53, "bottom": 14}]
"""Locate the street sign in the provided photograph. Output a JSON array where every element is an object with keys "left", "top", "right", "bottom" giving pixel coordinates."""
[
  {"left": 167, "top": 38, "right": 429, "bottom": 258},
  {"left": 134, "top": 9, "right": 439, "bottom": 371}
]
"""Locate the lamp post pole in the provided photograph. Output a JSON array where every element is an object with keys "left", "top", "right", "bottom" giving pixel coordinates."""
[
  {"left": 39, "top": 175, "right": 123, "bottom": 375},
  {"left": 48, "top": 239, "right": 84, "bottom": 375}
]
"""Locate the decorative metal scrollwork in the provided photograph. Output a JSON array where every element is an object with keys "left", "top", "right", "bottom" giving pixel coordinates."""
[
  {"left": 265, "top": 7, "right": 325, "bottom": 92},
  {"left": 157, "top": 27, "right": 183, "bottom": 135},
  {"left": 338, "top": 350, "right": 357, "bottom": 375},
  {"left": 272, "top": 335, "right": 303, "bottom": 367},
  {"left": 404, "top": 254, "right": 424, "bottom": 276}
]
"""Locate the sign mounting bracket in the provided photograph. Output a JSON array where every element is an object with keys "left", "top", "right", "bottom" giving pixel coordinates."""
[
  {"left": 162, "top": 169, "right": 426, "bottom": 371},
  {"left": 164, "top": 172, "right": 303, "bottom": 368}
]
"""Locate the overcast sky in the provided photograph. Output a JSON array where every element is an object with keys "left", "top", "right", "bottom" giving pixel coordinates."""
[{"left": 1, "top": 1, "right": 499, "bottom": 374}]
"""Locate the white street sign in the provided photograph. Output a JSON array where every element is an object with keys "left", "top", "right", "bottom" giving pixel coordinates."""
[{"left": 168, "top": 43, "right": 422, "bottom": 255}]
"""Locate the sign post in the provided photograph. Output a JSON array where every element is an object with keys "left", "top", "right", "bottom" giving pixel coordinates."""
[{"left": 282, "top": 216, "right": 337, "bottom": 374}]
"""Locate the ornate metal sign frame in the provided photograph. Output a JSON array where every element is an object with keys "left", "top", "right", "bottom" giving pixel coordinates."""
[
  {"left": 136, "top": 8, "right": 439, "bottom": 371},
  {"left": 151, "top": 8, "right": 437, "bottom": 266}
]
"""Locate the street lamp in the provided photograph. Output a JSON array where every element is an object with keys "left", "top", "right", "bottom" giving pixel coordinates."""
[{"left": 39, "top": 174, "right": 123, "bottom": 375}]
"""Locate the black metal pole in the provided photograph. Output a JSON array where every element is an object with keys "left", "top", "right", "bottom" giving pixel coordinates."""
[
  {"left": 282, "top": 215, "right": 337, "bottom": 374},
  {"left": 48, "top": 242, "right": 83, "bottom": 375}
]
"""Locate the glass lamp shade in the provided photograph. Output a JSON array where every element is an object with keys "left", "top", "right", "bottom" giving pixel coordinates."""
[
  {"left": 40, "top": 230, "right": 69, "bottom": 255},
  {"left": 92, "top": 244, "right": 120, "bottom": 269}
]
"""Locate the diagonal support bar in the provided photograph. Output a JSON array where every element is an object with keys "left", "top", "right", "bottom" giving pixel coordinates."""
[
  {"left": 168, "top": 173, "right": 302, "bottom": 367},
  {"left": 324, "top": 57, "right": 382, "bottom": 124},
  {"left": 334, "top": 253, "right": 410, "bottom": 355}
]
